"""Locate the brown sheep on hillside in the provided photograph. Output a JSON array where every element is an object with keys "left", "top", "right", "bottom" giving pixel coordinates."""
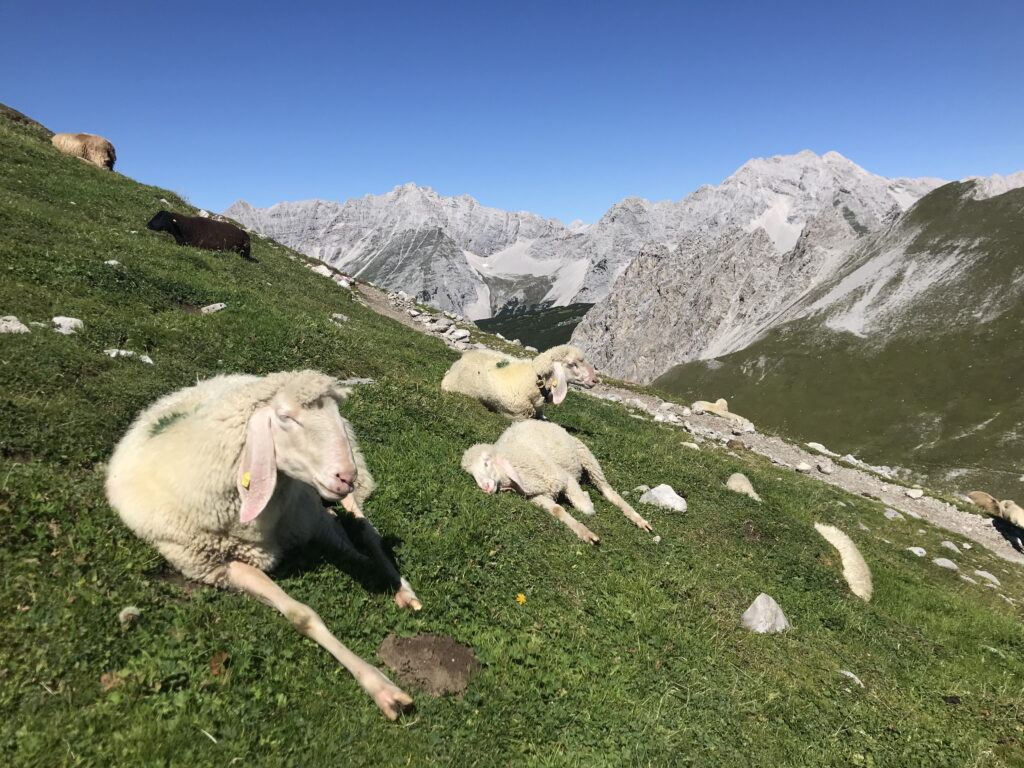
[
  {"left": 51, "top": 132, "right": 116, "bottom": 170},
  {"left": 147, "top": 210, "right": 255, "bottom": 262}
]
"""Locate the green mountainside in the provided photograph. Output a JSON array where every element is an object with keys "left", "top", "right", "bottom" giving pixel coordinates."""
[
  {"left": 657, "top": 183, "right": 1024, "bottom": 499},
  {"left": 477, "top": 302, "right": 593, "bottom": 349},
  {"left": 2, "top": 107, "right": 1023, "bottom": 766}
]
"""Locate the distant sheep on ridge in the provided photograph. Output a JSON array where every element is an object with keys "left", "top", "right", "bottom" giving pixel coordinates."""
[{"left": 51, "top": 132, "right": 116, "bottom": 170}]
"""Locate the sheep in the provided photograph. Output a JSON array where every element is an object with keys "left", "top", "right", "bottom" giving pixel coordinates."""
[
  {"left": 968, "top": 491, "right": 1024, "bottom": 529},
  {"left": 51, "top": 132, "right": 116, "bottom": 170},
  {"left": 460, "top": 420, "right": 651, "bottom": 544},
  {"left": 441, "top": 344, "right": 599, "bottom": 420},
  {"left": 147, "top": 210, "right": 254, "bottom": 261},
  {"left": 691, "top": 397, "right": 748, "bottom": 423},
  {"left": 105, "top": 371, "right": 419, "bottom": 720}
]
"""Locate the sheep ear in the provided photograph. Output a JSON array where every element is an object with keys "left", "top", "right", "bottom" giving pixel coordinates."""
[
  {"left": 497, "top": 455, "right": 526, "bottom": 493},
  {"left": 329, "top": 384, "right": 352, "bottom": 402},
  {"left": 549, "top": 362, "right": 569, "bottom": 404},
  {"left": 238, "top": 407, "right": 276, "bottom": 523}
]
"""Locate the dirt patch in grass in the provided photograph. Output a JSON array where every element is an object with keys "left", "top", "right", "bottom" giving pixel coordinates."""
[{"left": 378, "top": 633, "right": 481, "bottom": 697}]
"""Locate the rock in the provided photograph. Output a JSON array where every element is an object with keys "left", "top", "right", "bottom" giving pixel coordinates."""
[
  {"left": 974, "top": 570, "right": 1000, "bottom": 586},
  {"left": 524, "top": 345, "right": 538, "bottom": 353},
  {"left": 726, "top": 473, "right": 761, "bottom": 502},
  {"left": 330, "top": 313, "right": 349, "bottom": 325},
  {"left": 838, "top": 670, "right": 864, "bottom": 688},
  {"left": 200, "top": 302, "right": 227, "bottom": 314},
  {"left": 680, "top": 441, "right": 700, "bottom": 451},
  {"left": 408, "top": 309, "right": 421, "bottom": 317},
  {"left": 0, "top": 316, "right": 30, "bottom": 334},
  {"left": 652, "top": 535, "right": 662, "bottom": 543},
  {"left": 961, "top": 543, "right": 972, "bottom": 550},
  {"left": 905, "top": 488, "right": 925, "bottom": 499},
  {"left": 397, "top": 291, "right": 410, "bottom": 301},
  {"left": 883, "top": 509, "right": 904, "bottom": 521},
  {"left": 932, "top": 558, "right": 958, "bottom": 571},
  {"left": 197, "top": 209, "right": 211, "bottom": 218},
  {"left": 960, "top": 574, "right": 978, "bottom": 585},
  {"left": 104, "top": 349, "right": 154, "bottom": 364},
  {"left": 795, "top": 462, "right": 812, "bottom": 474},
  {"left": 510, "top": 339, "right": 522, "bottom": 346},
  {"left": 907, "top": 546, "right": 926, "bottom": 557},
  {"left": 104, "top": 259, "right": 120, "bottom": 266},
  {"left": 52, "top": 316, "right": 83, "bottom": 335},
  {"left": 857, "top": 522, "right": 869, "bottom": 531},
  {"left": 940, "top": 541, "right": 961, "bottom": 555},
  {"left": 807, "top": 442, "right": 839, "bottom": 457},
  {"left": 817, "top": 462, "right": 834, "bottom": 475},
  {"left": 449, "top": 329, "right": 470, "bottom": 342},
  {"left": 726, "top": 439, "right": 745, "bottom": 450},
  {"left": 633, "top": 485, "right": 650, "bottom": 493},
  {"left": 638, "top": 484, "right": 688, "bottom": 512},
  {"left": 741, "top": 593, "right": 790, "bottom": 633}
]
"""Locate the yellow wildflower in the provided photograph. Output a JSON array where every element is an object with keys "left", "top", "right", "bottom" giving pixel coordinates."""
[{"left": 516, "top": 593, "right": 526, "bottom": 605}]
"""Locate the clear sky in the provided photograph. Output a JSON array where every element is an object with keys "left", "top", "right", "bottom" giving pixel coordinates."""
[{"left": 4, "top": 0, "right": 1021, "bottom": 223}]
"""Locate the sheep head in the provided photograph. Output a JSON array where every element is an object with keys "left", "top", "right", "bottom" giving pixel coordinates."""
[
  {"left": 146, "top": 210, "right": 176, "bottom": 233},
  {"left": 238, "top": 380, "right": 358, "bottom": 522},
  {"left": 461, "top": 444, "right": 525, "bottom": 495},
  {"left": 535, "top": 345, "right": 600, "bottom": 403}
]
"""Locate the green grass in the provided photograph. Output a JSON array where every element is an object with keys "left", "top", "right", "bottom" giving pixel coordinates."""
[{"left": 2, "top": 108, "right": 1023, "bottom": 767}]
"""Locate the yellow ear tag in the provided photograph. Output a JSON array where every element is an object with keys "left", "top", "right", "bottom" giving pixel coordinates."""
[{"left": 241, "top": 472, "right": 251, "bottom": 489}]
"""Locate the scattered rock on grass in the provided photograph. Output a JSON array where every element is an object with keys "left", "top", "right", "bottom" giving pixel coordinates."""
[
  {"left": 377, "top": 633, "right": 481, "bottom": 697},
  {"left": 907, "top": 546, "right": 926, "bottom": 557},
  {"left": 839, "top": 670, "right": 864, "bottom": 688},
  {"left": 330, "top": 313, "right": 349, "bottom": 326},
  {"left": 817, "top": 462, "right": 834, "bottom": 475},
  {"left": 940, "top": 541, "right": 961, "bottom": 555},
  {"left": 52, "top": 315, "right": 83, "bottom": 335},
  {"left": 807, "top": 442, "right": 839, "bottom": 457},
  {"left": 883, "top": 509, "right": 904, "bottom": 521},
  {"left": 932, "top": 557, "right": 958, "bottom": 571},
  {"left": 795, "top": 462, "right": 812, "bottom": 474},
  {"left": 741, "top": 593, "right": 790, "bottom": 633},
  {"left": 104, "top": 349, "right": 154, "bottom": 364},
  {"left": 974, "top": 570, "right": 1000, "bottom": 586},
  {"left": 201, "top": 302, "right": 227, "bottom": 314},
  {"left": 680, "top": 442, "right": 700, "bottom": 451},
  {"left": 906, "top": 488, "right": 925, "bottom": 499},
  {"left": 449, "top": 329, "right": 470, "bottom": 342},
  {"left": 639, "top": 484, "right": 687, "bottom": 512},
  {"left": 1, "top": 316, "right": 29, "bottom": 334}
]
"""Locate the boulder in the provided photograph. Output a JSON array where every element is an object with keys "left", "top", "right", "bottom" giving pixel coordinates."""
[{"left": 741, "top": 593, "right": 790, "bottom": 633}]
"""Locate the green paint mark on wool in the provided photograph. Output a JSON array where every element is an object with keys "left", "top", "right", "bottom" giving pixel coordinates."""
[{"left": 150, "top": 411, "right": 186, "bottom": 437}]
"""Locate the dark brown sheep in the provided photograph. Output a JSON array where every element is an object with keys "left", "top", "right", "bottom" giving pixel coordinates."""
[{"left": 147, "top": 210, "right": 254, "bottom": 261}]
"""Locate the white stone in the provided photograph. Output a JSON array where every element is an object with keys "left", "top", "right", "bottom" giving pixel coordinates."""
[
  {"left": 638, "top": 484, "right": 688, "bottom": 513},
  {"left": 741, "top": 593, "right": 790, "bottom": 633},
  {"left": 838, "top": 670, "right": 864, "bottom": 688},
  {"left": 197, "top": 209, "right": 211, "bottom": 218},
  {"left": 138, "top": 355, "right": 154, "bottom": 365},
  {"left": 806, "top": 442, "right": 839, "bottom": 457},
  {"left": 680, "top": 442, "right": 700, "bottom": 451},
  {"left": 511, "top": 338, "right": 522, "bottom": 346},
  {"left": 104, "top": 348, "right": 153, "bottom": 364},
  {"left": 960, "top": 575, "right": 978, "bottom": 585},
  {"left": 940, "top": 541, "right": 960, "bottom": 555},
  {"left": 906, "top": 547, "right": 926, "bottom": 557},
  {"left": 0, "top": 316, "right": 30, "bottom": 334},
  {"left": 524, "top": 345, "right": 538, "bottom": 353},
  {"left": 974, "top": 570, "right": 1000, "bottom": 586},
  {"left": 309, "top": 264, "right": 333, "bottom": 278},
  {"left": 858, "top": 522, "right": 869, "bottom": 531},
  {"left": 905, "top": 488, "right": 925, "bottom": 499},
  {"left": 633, "top": 485, "right": 650, "bottom": 493},
  {"left": 449, "top": 329, "right": 471, "bottom": 342},
  {"left": 932, "top": 557, "right": 958, "bottom": 571},
  {"left": 200, "top": 302, "right": 227, "bottom": 314},
  {"left": 104, "top": 259, "right": 120, "bottom": 266},
  {"left": 883, "top": 509, "right": 903, "bottom": 521},
  {"left": 52, "top": 316, "right": 83, "bottom": 335},
  {"left": 652, "top": 535, "right": 662, "bottom": 544},
  {"left": 795, "top": 462, "right": 812, "bottom": 474},
  {"left": 961, "top": 543, "right": 972, "bottom": 550},
  {"left": 408, "top": 309, "right": 421, "bottom": 317}
]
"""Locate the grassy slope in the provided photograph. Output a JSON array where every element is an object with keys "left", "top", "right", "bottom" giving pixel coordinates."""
[
  {"left": 477, "top": 303, "right": 594, "bottom": 349},
  {"left": 1, "top": 113, "right": 1023, "bottom": 767}
]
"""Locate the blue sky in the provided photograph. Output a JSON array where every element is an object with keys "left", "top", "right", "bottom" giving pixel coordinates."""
[{"left": 4, "top": 0, "right": 1022, "bottom": 222}]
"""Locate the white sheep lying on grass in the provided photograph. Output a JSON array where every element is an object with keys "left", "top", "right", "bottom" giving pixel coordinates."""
[
  {"left": 691, "top": 397, "right": 748, "bottom": 423},
  {"left": 105, "top": 370, "right": 419, "bottom": 721},
  {"left": 814, "top": 523, "right": 873, "bottom": 601},
  {"left": 441, "top": 344, "right": 599, "bottom": 420},
  {"left": 461, "top": 420, "right": 651, "bottom": 544}
]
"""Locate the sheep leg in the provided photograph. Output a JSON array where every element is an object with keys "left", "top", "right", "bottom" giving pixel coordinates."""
[
  {"left": 531, "top": 495, "right": 600, "bottom": 545},
  {"left": 220, "top": 560, "right": 412, "bottom": 720},
  {"left": 563, "top": 477, "right": 596, "bottom": 516},
  {"left": 340, "top": 495, "right": 422, "bottom": 611},
  {"left": 599, "top": 485, "right": 652, "bottom": 532}
]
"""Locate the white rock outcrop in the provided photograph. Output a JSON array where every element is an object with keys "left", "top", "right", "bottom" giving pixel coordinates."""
[{"left": 741, "top": 593, "right": 790, "bottom": 633}]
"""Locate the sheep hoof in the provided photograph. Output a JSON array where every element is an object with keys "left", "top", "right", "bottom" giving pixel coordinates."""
[
  {"left": 579, "top": 530, "right": 600, "bottom": 546},
  {"left": 371, "top": 678, "right": 414, "bottom": 721},
  {"left": 395, "top": 580, "right": 422, "bottom": 611},
  {"left": 635, "top": 518, "right": 653, "bottom": 532}
]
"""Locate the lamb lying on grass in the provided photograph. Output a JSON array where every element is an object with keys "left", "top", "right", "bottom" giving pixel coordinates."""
[
  {"left": 105, "top": 371, "right": 419, "bottom": 721},
  {"left": 442, "top": 344, "right": 599, "bottom": 420},
  {"left": 461, "top": 420, "right": 651, "bottom": 544}
]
